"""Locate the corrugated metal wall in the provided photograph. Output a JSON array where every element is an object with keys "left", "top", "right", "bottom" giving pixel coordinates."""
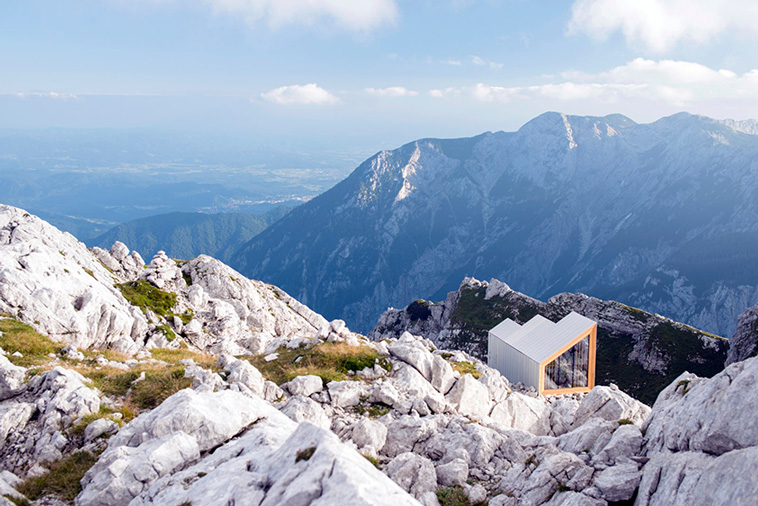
[{"left": 488, "top": 331, "right": 540, "bottom": 388}]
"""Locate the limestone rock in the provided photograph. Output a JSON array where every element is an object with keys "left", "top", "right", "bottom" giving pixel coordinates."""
[
  {"left": 285, "top": 374, "right": 324, "bottom": 397},
  {"left": 572, "top": 385, "right": 650, "bottom": 428},
  {"left": 446, "top": 374, "right": 491, "bottom": 419},
  {"left": 385, "top": 452, "right": 438, "bottom": 500},
  {"left": 0, "top": 205, "right": 148, "bottom": 353},
  {"left": 280, "top": 395, "right": 331, "bottom": 430},
  {"left": 725, "top": 302, "right": 758, "bottom": 365},
  {"left": 644, "top": 356, "right": 758, "bottom": 456},
  {"left": 490, "top": 392, "right": 551, "bottom": 435},
  {"left": 389, "top": 334, "right": 436, "bottom": 381},
  {"left": 0, "top": 355, "right": 25, "bottom": 401},
  {"left": 131, "top": 420, "right": 420, "bottom": 506},
  {"left": 435, "top": 458, "right": 468, "bottom": 487},
  {"left": 351, "top": 418, "right": 388, "bottom": 454},
  {"left": 328, "top": 380, "right": 368, "bottom": 408},
  {"left": 77, "top": 433, "right": 200, "bottom": 506},
  {"left": 592, "top": 462, "right": 640, "bottom": 502}
]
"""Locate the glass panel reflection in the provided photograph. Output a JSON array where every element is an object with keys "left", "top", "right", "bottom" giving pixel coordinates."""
[{"left": 544, "top": 335, "right": 589, "bottom": 390}]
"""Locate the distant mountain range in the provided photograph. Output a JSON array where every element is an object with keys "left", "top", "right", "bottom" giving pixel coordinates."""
[
  {"left": 233, "top": 112, "right": 758, "bottom": 336},
  {"left": 90, "top": 208, "right": 290, "bottom": 263}
]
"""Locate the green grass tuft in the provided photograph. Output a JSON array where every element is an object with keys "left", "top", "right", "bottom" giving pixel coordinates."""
[
  {"left": 155, "top": 324, "right": 176, "bottom": 342},
  {"left": 451, "top": 361, "right": 482, "bottom": 379},
  {"left": 436, "top": 486, "right": 480, "bottom": 506},
  {"left": 116, "top": 279, "right": 177, "bottom": 318},
  {"left": 295, "top": 446, "right": 316, "bottom": 463}
]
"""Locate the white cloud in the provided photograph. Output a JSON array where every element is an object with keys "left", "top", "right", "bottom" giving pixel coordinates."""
[
  {"left": 261, "top": 83, "right": 339, "bottom": 105},
  {"left": 429, "top": 87, "right": 461, "bottom": 98},
  {"left": 365, "top": 86, "right": 419, "bottom": 97},
  {"left": 442, "top": 59, "right": 462, "bottom": 66},
  {"left": 471, "top": 58, "right": 758, "bottom": 106},
  {"left": 470, "top": 55, "right": 503, "bottom": 70},
  {"left": 12, "top": 92, "right": 79, "bottom": 100},
  {"left": 569, "top": 0, "right": 758, "bottom": 52},
  {"left": 203, "top": 0, "right": 398, "bottom": 31}
]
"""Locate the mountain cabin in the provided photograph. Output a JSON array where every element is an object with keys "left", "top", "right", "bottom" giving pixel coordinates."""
[{"left": 487, "top": 312, "right": 597, "bottom": 395}]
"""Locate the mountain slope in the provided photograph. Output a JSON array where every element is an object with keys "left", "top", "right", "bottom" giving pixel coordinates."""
[
  {"left": 90, "top": 207, "right": 289, "bottom": 263},
  {"left": 369, "top": 277, "right": 728, "bottom": 405},
  {"left": 232, "top": 112, "right": 758, "bottom": 335}
]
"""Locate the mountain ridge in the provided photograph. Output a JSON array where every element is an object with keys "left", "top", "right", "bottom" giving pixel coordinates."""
[{"left": 232, "top": 111, "right": 758, "bottom": 335}]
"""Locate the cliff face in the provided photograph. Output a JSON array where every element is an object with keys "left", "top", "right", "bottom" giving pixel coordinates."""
[
  {"left": 369, "top": 278, "right": 728, "bottom": 405},
  {"left": 725, "top": 302, "right": 758, "bottom": 365},
  {"left": 233, "top": 112, "right": 758, "bottom": 337}
]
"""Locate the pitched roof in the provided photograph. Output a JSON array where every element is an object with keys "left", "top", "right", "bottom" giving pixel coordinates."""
[{"left": 489, "top": 311, "right": 596, "bottom": 364}]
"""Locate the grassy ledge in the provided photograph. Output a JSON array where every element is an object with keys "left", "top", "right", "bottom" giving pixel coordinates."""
[
  {"left": 115, "top": 279, "right": 177, "bottom": 318},
  {"left": 16, "top": 450, "right": 102, "bottom": 503},
  {"left": 247, "top": 342, "right": 390, "bottom": 385},
  {"left": 0, "top": 318, "right": 63, "bottom": 367}
]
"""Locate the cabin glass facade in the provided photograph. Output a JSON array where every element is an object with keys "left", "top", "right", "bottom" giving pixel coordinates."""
[{"left": 543, "top": 334, "right": 590, "bottom": 390}]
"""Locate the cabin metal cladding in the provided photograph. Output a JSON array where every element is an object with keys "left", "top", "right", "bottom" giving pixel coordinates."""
[{"left": 487, "top": 311, "right": 597, "bottom": 395}]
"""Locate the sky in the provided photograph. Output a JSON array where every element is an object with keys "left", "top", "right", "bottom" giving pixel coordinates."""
[{"left": 3, "top": 0, "right": 758, "bottom": 150}]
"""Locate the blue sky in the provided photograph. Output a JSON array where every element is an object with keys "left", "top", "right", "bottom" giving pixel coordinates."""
[{"left": 3, "top": 0, "right": 758, "bottom": 149}]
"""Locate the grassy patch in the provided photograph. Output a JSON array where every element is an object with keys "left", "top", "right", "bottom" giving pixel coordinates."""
[
  {"left": 354, "top": 401, "right": 391, "bottom": 418},
  {"left": 452, "top": 361, "right": 482, "bottom": 379},
  {"left": 177, "top": 309, "right": 194, "bottom": 325},
  {"left": 362, "top": 453, "right": 381, "bottom": 469},
  {"left": 0, "top": 318, "right": 62, "bottom": 367},
  {"left": 436, "top": 486, "right": 480, "bottom": 506},
  {"left": 295, "top": 446, "right": 316, "bottom": 463},
  {"left": 116, "top": 279, "right": 177, "bottom": 318},
  {"left": 82, "top": 267, "right": 96, "bottom": 279},
  {"left": 247, "top": 342, "right": 387, "bottom": 385},
  {"left": 618, "top": 418, "right": 634, "bottom": 425},
  {"left": 129, "top": 368, "right": 190, "bottom": 410},
  {"left": 16, "top": 450, "right": 101, "bottom": 502},
  {"left": 149, "top": 348, "right": 218, "bottom": 370},
  {"left": 155, "top": 324, "right": 176, "bottom": 342}
]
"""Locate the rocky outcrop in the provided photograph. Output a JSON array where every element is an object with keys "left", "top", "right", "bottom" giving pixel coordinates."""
[
  {"left": 371, "top": 277, "right": 728, "bottom": 405},
  {"left": 0, "top": 205, "right": 148, "bottom": 354},
  {"left": 0, "top": 367, "right": 100, "bottom": 473},
  {"left": 725, "top": 302, "right": 758, "bottom": 365},
  {"left": 634, "top": 355, "right": 758, "bottom": 504},
  {"left": 79, "top": 388, "right": 420, "bottom": 506},
  {"left": 3, "top": 209, "right": 758, "bottom": 506}
]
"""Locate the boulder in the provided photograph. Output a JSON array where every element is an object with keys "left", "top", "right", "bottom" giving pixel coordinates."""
[
  {"left": 0, "top": 355, "right": 25, "bottom": 401},
  {"left": 285, "top": 375, "right": 324, "bottom": 397},
  {"left": 430, "top": 355, "right": 456, "bottom": 394},
  {"left": 351, "top": 418, "right": 388, "bottom": 454},
  {"left": 389, "top": 334, "right": 435, "bottom": 381},
  {"left": 446, "top": 374, "right": 491, "bottom": 419},
  {"left": 327, "top": 380, "right": 368, "bottom": 408},
  {"left": 572, "top": 385, "right": 650, "bottom": 428},
  {"left": 385, "top": 452, "right": 438, "bottom": 499},
  {"left": 280, "top": 395, "right": 331, "bottom": 430},
  {"left": 435, "top": 458, "right": 469, "bottom": 487},
  {"left": 592, "top": 462, "right": 640, "bottom": 502},
  {"left": 490, "top": 392, "right": 551, "bottom": 435},
  {"left": 592, "top": 424, "right": 643, "bottom": 466}
]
